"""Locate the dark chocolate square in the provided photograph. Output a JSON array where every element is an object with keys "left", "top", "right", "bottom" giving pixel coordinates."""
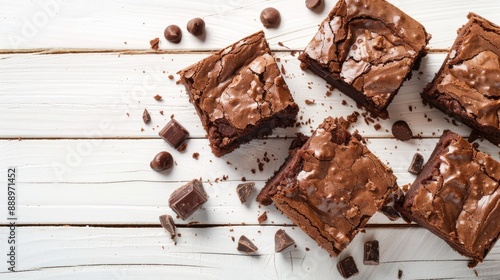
[
  {"left": 337, "top": 256, "right": 359, "bottom": 279},
  {"left": 299, "top": 0, "right": 430, "bottom": 117},
  {"left": 168, "top": 179, "right": 208, "bottom": 220},
  {"left": 364, "top": 240, "right": 380, "bottom": 265},
  {"left": 159, "top": 119, "right": 189, "bottom": 149}
]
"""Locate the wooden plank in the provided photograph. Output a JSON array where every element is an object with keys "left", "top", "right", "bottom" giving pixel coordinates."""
[
  {"left": 1, "top": 138, "right": 499, "bottom": 225},
  {"left": 0, "top": 226, "right": 498, "bottom": 279},
  {"left": 0, "top": 52, "right": 476, "bottom": 139},
  {"left": 0, "top": 0, "right": 498, "bottom": 51}
]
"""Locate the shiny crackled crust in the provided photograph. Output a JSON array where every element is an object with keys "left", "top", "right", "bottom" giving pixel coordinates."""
[
  {"left": 400, "top": 130, "right": 500, "bottom": 262},
  {"left": 422, "top": 13, "right": 500, "bottom": 145},
  {"left": 177, "top": 31, "right": 298, "bottom": 156},
  {"left": 258, "top": 117, "right": 398, "bottom": 256},
  {"left": 298, "top": 0, "right": 430, "bottom": 117}
]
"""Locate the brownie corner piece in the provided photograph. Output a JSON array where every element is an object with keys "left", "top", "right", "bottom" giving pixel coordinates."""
[
  {"left": 177, "top": 31, "right": 299, "bottom": 157},
  {"left": 298, "top": 0, "right": 430, "bottom": 117},
  {"left": 421, "top": 13, "right": 500, "bottom": 145},
  {"left": 400, "top": 130, "right": 500, "bottom": 263},
  {"left": 258, "top": 116, "right": 398, "bottom": 256}
]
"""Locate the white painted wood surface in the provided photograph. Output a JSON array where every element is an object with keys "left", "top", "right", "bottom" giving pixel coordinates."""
[{"left": 1, "top": 0, "right": 500, "bottom": 279}]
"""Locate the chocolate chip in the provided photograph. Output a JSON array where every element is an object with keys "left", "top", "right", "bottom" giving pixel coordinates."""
[
  {"left": 236, "top": 182, "right": 255, "bottom": 204},
  {"left": 257, "top": 212, "right": 267, "bottom": 224},
  {"left": 159, "top": 214, "right": 176, "bottom": 239},
  {"left": 237, "top": 235, "right": 258, "bottom": 254},
  {"left": 364, "top": 240, "right": 380, "bottom": 265},
  {"left": 159, "top": 119, "right": 190, "bottom": 148},
  {"left": 305, "top": 0, "right": 322, "bottom": 9},
  {"left": 260, "top": 7, "right": 281, "bottom": 28},
  {"left": 154, "top": 94, "right": 162, "bottom": 101},
  {"left": 168, "top": 179, "right": 208, "bottom": 220},
  {"left": 408, "top": 152, "right": 424, "bottom": 175},
  {"left": 391, "top": 120, "right": 412, "bottom": 141},
  {"left": 143, "top": 109, "right": 151, "bottom": 123},
  {"left": 164, "top": 25, "right": 182, "bottom": 43},
  {"left": 150, "top": 151, "right": 174, "bottom": 171},
  {"left": 379, "top": 205, "right": 401, "bottom": 221},
  {"left": 187, "top": 18, "right": 205, "bottom": 37},
  {"left": 337, "top": 256, "right": 359, "bottom": 279},
  {"left": 149, "top": 37, "right": 159, "bottom": 50},
  {"left": 275, "top": 229, "right": 295, "bottom": 253}
]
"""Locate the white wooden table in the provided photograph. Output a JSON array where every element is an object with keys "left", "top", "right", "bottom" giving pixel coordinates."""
[{"left": 1, "top": 0, "right": 500, "bottom": 279}]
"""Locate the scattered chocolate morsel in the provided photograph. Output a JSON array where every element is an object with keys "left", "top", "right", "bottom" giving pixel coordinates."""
[
  {"left": 143, "top": 109, "right": 151, "bottom": 123},
  {"left": 398, "top": 269, "right": 403, "bottom": 279},
  {"left": 149, "top": 37, "right": 159, "bottom": 50},
  {"left": 275, "top": 229, "right": 295, "bottom": 253},
  {"left": 257, "top": 212, "right": 267, "bottom": 224},
  {"left": 392, "top": 120, "right": 413, "bottom": 141},
  {"left": 237, "top": 235, "right": 258, "bottom": 254},
  {"left": 158, "top": 214, "right": 176, "bottom": 239},
  {"left": 168, "top": 179, "right": 208, "bottom": 220},
  {"left": 192, "top": 152, "right": 199, "bottom": 160},
  {"left": 305, "top": 0, "right": 322, "bottom": 10},
  {"left": 164, "top": 24, "right": 182, "bottom": 43},
  {"left": 154, "top": 94, "right": 162, "bottom": 101},
  {"left": 260, "top": 7, "right": 281, "bottom": 28},
  {"left": 159, "top": 119, "right": 190, "bottom": 148},
  {"left": 364, "top": 240, "right": 380, "bottom": 265},
  {"left": 150, "top": 151, "right": 174, "bottom": 171},
  {"left": 236, "top": 182, "right": 255, "bottom": 204},
  {"left": 337, "top": 256, "right": 359, "bottom": 279},
  {"left": 305, "top": 99, "right": 315, "bottom": 105},
  {"left": 379, "top": 205, "right": 401, "bottom": 221},
  {"left": 187, "top": 18, "right": 205, "bottom": 37},
  {"left": 407, "top": 153, "right": 424, "bottom": 175}
]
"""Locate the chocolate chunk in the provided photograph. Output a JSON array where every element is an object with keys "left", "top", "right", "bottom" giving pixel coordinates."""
[
  {"left": 236, "top": 182, "right": 255, "bottom": 204},
  {"left": 168, "top": 179, "right": 208, "bottom": 220},
  {"left": 159, "top": 119, "right": 190, "bottom": 148},
  {"left": 159, "top": 214, "right": 176, "bottom": 239},
  {"left": 274, "top": 229, "right": 295, "bottom": 252},
  {"left": 337, "top": 256, "right": 359, "bottom": 279},
  {"left": 364, "top": 240, "right": 380, "bottom": 265},
  {"left": 237, "top": 235, "right": 258, "bottom": 254},
  {"left": 143, "top": 109, "right": 151, "bottom": 123},
  {"left": 257, "top": 212, "right": 267, "bottom": 224},
  {"left": 187, "top": 18, "right": 205, "bottom": 37},
  {"left": 260, "top": 7, "right": 281, "bottom": 28},
  {"left": 150, "top": 151, "right": 174, "bottom": 171},
  {"left": 380, "top": 205, "right": 401, "bottom": 221},
  {"left": 149, "top": 37, "right": 159, "bottom": 50},
  {"left": 392, "top": 120, "right": 413, "bottom": 141},
  {"left": 164, "top": 25, "right": 182, "bottom": 43},
  {"left": 305, "top": 0, "right": 322, "bottom": 10},
  {"left": 407, "top": 153, "right": 424, "bottom": 175},
  {"left": 398, "top": 269, "right": 403, "bottom": 279},
  {"left": 154, "top": 94, "right": 162, "bottom": 101}
]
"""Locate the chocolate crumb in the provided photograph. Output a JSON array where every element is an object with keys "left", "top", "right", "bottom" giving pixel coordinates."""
[
  {"left": 143, "top": 109, "right": 151, "bottom": 123},
  {"left": 408, "top": 105, "right": 413, "bottom": 112},
  {"left": 154, "top": 94, "right": 162, "bottom": 101},
  {"left": 280, "top": 64, "right": 287, "bottom": 75},
  {"left": 231, "top": 236, "right": 235, "bottom": 242},
  {"left": 170, "top": 114, "right": 174, "bottom": 119},
  {"left": 168, "top": 75, "right": 174, "bottom": 80},
  {"left": 177, "top": 142, "right": 188, "bottom": 152},
  {"left": 241, "top": 177, "right": 246, "bottom": 181},
  {"left": 251, "top": 169, "right": 256, "bottom": 174},
  {"left": 305, "top": 99, "right": 315, "bottom": 105},
  {"left": 374, "top": 124, "right": 381, "bottom": 130},
  {"left": 149, "top": 37, "right": 160, "bottom": 50},
  {"left": 257, "top": 212, "right": 267, "bottom": 224},
  {"left": 192, "top": 152, "right": 199, "bottom": 160},
  {"left": 159, "top": 110, "right": 164, "bottom": 115},
  {"left": 398, "top": 270, "right": 403, "bottom": 279}
]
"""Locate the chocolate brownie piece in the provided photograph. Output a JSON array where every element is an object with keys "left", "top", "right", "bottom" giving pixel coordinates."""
[
  {"left": 298, "top": 0, "right": 430, "bottom": 117},
  {"left": 399, "top": 130, "right": 500, "bottom": 263},
  {"left": 422, "top": 13, "right": 500, "bottom": 145},
  {"left": 178, "top": 31, "right": 299, "bottom": 156},
  {"left": 257, "top": 117, "right": 398, "bottom": 256}
]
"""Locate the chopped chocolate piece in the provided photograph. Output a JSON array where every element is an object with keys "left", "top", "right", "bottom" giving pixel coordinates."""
[
  {"left": 407, "top": 153, "right": 424, "bottom": 175},
  {"left": 305, "top": 0, "right": 322, "bottom": 10},
  {"left": 187, "top": 18, "right": 205, "bottom": 37},
  {"left": 164, "top": 25, "right": 182, "bottom": 43},
  {"left": 257, "top": 212, "right": 267, "bottom": 224},
  {"left": 143, "top": 109, "right": 151, "bottom": 123},
  {"left": 150, "top": 37, "right": 159, "bottom": 50},
  {"left": 275, "top": 229, "right": 295, "bottom": 252},
  {"left": 379, "top": 205, "right": 401, "bottom": 221},
  {"left": 257, "top": 117, "right": 398, "bottom": 256},
  {"left": 159, "top": 214, "right": 176, "bottom": 239},
  {"left": 398, "top": 270, "right": 403, "bottom": 279},
  {"left": 159, "top": 119, "right": 190, "bottom": 148},
  {"left": 337, "top": 256, "right": 359, "bottom": 279},
  {"left": 400, "top": 130, "right": 500, "bottom": 263},
  {"left": 177, "top": 31, "right": 298, "bottom": 156},
  {"left": 192, "top": 152, "right": 199, "bottom": 160},
  {"left": 237, "top": 235, "right": 258, "bottom": 253},
  {"left": 168, "top": 179, "right": 208, "bottom": 220},
  {"left": 298, "top": 0, "right": 430, "bottom": 117},
  {"left": 364, "top": 240, "right": 380, "bottom": 265},
  {"left": 392, "top": 120, "right": 413, "bottom": 141},
  {"left": 260, "top": 7, "right": 281, "bottom": 28},
  {"left": 150, "top": 151, "right": 174, "bottom": 171},
  {"left": 305, "top": 99, "right": 315, "bottom": 105},
  {"left": 154, "top": 94, "right": 162, "bottom": 101},
  {"left": 422, "top": 13, "right": 500, "bottom": 145},
  {"left": 236, "top": 182, "right": 255, "bottom": 204}
]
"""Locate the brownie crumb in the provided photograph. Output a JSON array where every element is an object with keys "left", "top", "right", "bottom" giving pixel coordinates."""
[
  {"left": 251, "top": 169, "right": 256, "bottom": 174},
  {"left": 374, "top": 124, "right": 381, "bottom": 130},
  {"left": 258, "top": 162, "right": 264, "bottom": 172},
  {"left": 305, "top": 247, "right": 310, "bottom": 251},
  {"left": 409, "top": 105, "right": 413, "bottom": 112},
  {"left": 280, "top": 64, "right": 287, "bottom": 75},
  {"left": 192, "top": 152, "right": 199, "bottom": 160},
  {"left": 305, "top": 99, "right": 315, "bottom": 105},
  {"left": 170, "top": 114, "right": 174, "bottom": 119},
  {"left": 341, "top": 100, "right": 347, "bottom": 106},
  {"left": 159, "top": 110, "right": 164, "bottom": 115},
  {"left": 398, "top": 270, "right": 403, "bottom": 279},
  {"left": 154, "top": 94, "right": 162, "bottom": 101},
  {"left": 143, "top": 109, "right": 151, "bottom": 123},
  {"left": 168, "top": 75, "right": 174, "bottom": 80},
  {"left": 258, "top": 212, "right": 267, "bottom": 224},
  {"left": 231, "top": 236, "right": 235, "bottom": 242},
  {"left": 149, "top": 37, "right": 160, "bottom": 51},
  {"left": 241, "top": 177, "right": 246, "bottom": 181}
]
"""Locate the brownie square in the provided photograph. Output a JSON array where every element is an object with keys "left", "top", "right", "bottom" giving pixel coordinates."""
[
  {"left": 422, "top": 13, "right": 500, "bottom": 145},
  {"left": 298, "top": 0, "right": 430, "bottom": 117},
  {"left": 178, "top": 31, "right": 299, "bottom": 157},
  {"left": 257, "top": 117, "right": 398, "bottom": 256},
  {"left": 399, "top": 130, "right": 500, "bottom": 263}
]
